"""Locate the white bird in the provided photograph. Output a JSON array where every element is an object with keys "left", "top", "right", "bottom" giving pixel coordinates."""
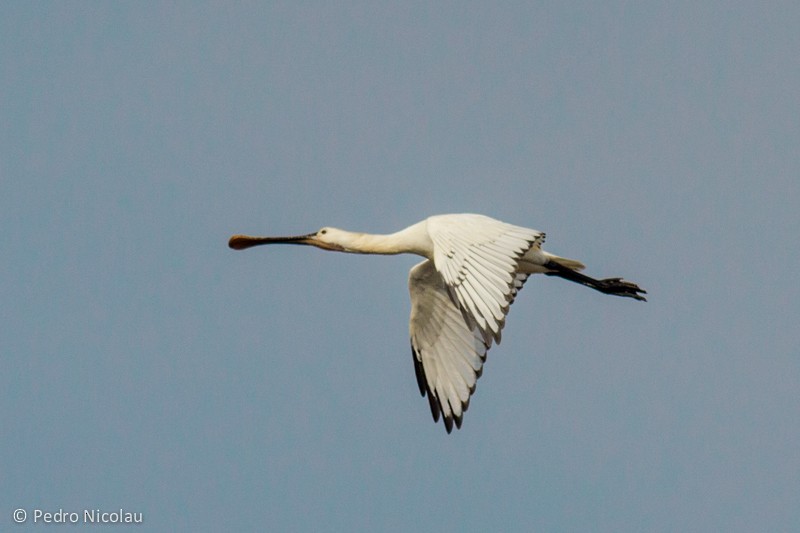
[{"left": 229, "top": 213, "right": 645, "bottom": 433}]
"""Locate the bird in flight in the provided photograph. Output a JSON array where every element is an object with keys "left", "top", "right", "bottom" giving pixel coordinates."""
[{"left": 229, "top": 213, "right": 645, "bottom": 433}]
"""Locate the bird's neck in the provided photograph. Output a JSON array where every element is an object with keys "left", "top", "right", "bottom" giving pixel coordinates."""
[{"left": 341, "top": 221, "right": 432, "bottom": 258}]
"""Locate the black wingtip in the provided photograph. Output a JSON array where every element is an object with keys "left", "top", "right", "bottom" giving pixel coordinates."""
[
  {"left": 443, "top": 414, "right": 454, "bottom": 433},
  {"left": 427, "top": 392, "right": 441, "bottom": 424},
  {"left": 411, "top": 345, "right": 427, "bottom": 396}
]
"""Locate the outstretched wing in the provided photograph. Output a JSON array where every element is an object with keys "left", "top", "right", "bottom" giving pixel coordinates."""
[
  {"left": 409, "top": 260, "right": 528, "bottom": 433},
  {"left": 427, "top": 214, "right": 542, "bottom": 345}
]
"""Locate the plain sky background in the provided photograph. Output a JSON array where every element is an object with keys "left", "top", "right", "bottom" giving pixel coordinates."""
[{"left": 2, "top": 2, "right": 798, "bottom": 531}]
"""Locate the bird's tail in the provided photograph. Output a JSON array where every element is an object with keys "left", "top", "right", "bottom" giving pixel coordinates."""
[{"left": 545, "top": 253, "right": 586, "bottom": 271}]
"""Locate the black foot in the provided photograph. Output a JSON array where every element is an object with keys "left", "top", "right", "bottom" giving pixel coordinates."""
[
  {"left": 543, "top": 260, "right": 647, "bottom": 302},
  {"left": 596, "top": 278, "right": 647, "bottom": 301}
]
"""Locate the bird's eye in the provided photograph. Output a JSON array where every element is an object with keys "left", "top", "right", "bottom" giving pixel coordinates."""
[{"left": 319, "top": 229, "right": 327, "bottom": 235}]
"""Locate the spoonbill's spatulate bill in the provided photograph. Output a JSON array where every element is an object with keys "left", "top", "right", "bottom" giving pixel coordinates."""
[{"left": 229, "top": 213, "right": 646, "bottom": 433}]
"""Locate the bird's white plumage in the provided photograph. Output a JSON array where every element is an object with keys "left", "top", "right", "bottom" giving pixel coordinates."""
[
  {"left": 409, "top": 258, "right": 530, "bottom": 431},
  {"left": 427, "top": 214, "right": 543, "bottom": 344},
  {"left": 229, "top": 212, "right": 645, "bottom": 433},
  {"left": 405, "top": 215, "right": 543, "bottom": 431},
  {"left": 409, "top": 260, "right": 488, "bottom": 430}
]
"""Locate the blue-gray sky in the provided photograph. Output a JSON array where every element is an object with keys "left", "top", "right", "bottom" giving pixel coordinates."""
[{"left": 2, "top": 2, "right": 798, "bottom": 531}]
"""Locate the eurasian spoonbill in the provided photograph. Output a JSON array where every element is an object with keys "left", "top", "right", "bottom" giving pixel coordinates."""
[{"left": 229, "top": 213, "right": 645, "bottom": 433}]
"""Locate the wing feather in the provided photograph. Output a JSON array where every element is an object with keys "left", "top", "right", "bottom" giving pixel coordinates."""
[
  {"left": 428, "top": 214, "right": 542, "bottom": 343},
  {"left": 409, "top": 260, "right": 488, "bottom": 433},
  {"left": 408, "top": 215, "right": 541, "bottom": 433}
]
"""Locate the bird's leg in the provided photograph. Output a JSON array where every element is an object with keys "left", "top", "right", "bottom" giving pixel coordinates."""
[{"left": 543, "top": 260, "right": 647, "bottom": 301}]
